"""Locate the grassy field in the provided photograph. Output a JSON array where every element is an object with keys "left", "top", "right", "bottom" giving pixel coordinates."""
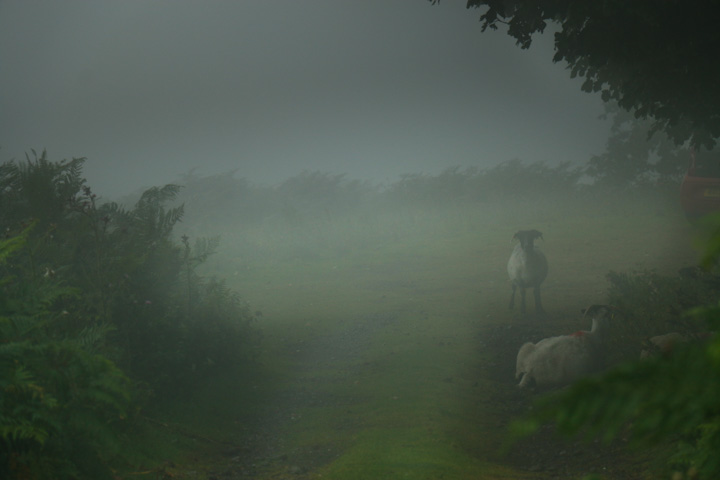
[{"left": 151, "top": 189, "right": 702, "bottom": 479}]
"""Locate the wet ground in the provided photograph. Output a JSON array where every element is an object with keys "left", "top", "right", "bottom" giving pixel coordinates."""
[{"left": 170, "top": 314, "right": 665, "bottom": 480}]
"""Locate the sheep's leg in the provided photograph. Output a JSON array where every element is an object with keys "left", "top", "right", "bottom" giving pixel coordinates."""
[
  {"left": 518, "top": 371, "right": 533, "bottom": 388},
  {"left": 509, "top": 284, "right": 517, "bottom": 309},
  {"left": 519, "top": 288, "right": 527, "bottom": 314},
  {"left": 534, "top": 286, "right": 545, "bottom": 314}
]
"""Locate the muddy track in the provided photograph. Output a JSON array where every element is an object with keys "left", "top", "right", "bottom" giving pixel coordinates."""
[
  {"left": 200, "top": 313, "right": 662, "bottom": 480},
  {"left": 205, "top": 313, "right": 401, "bottom": 479}
]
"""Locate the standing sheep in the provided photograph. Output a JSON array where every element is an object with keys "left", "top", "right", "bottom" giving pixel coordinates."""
[
  {"left": 515, "top": 305, "right": 614, "bottom": 389},
  {"left": 507, "top": 229, "right": 548, "bottom": 315}
]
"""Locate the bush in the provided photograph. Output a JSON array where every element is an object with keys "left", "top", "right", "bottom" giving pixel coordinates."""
[
  {"left": 0, "top": 152, "right": 260, "bottom": 478},
  {"left": 602, "top": 269, "right": 718, "bottom": 361},
  {"left": 0, "top": 233, "right": 132, "bottom": 480}
]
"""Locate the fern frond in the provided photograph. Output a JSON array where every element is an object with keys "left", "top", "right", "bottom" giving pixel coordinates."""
[
  {"left": 71, "top": 323, "right": 115, "bottom": 352},
  {"left": 0, "top": 423, "right": 51, "bottom": 444},
  {"left": 135, "top": 184, "right": 182, "bottom": 210},
  {"left": 191, "top": 235, "right": 220, "bottom": 264},
  {"left": 0, "top": 223, "right": 33, "bottom": 264}
]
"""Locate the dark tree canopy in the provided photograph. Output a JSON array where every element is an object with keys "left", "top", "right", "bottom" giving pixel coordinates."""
[{"left": 442, "top": 1, "right": 720, "bottom": 149}]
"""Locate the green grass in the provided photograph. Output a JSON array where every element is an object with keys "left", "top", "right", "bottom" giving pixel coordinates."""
[
  {"left": 147, "top": 192, "right": 700, "bottom": 479},
  {"left": 316, "top": 427, "right": 519, "bottom": 480}
]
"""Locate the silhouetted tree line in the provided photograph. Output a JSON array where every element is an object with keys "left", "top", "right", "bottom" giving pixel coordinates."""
[{"left": 167, "top": 139, "right": 684, "bottom": 232}]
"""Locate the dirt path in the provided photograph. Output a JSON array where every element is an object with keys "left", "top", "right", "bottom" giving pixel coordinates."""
[
  {"left": 200, "top": 312, "right": 405, "bottom": 479},
  {"left": 190, "top": 310, "right": 663, "bottom": 480}
]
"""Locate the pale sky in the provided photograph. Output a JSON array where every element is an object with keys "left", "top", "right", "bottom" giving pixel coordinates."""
[{"left": 0, "top": 1, "right": 610, "bottom": 198}]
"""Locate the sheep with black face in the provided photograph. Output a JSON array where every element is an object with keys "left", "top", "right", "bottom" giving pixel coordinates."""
[{"left": 507, "top": 229, "right": 548, "bottom": 315}]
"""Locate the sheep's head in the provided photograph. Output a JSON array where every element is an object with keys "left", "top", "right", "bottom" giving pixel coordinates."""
[
  {"left": 581, "top": 304, "right": 617, "bottom": 319},
  {"left": 513, "top": 229, "right": 543, "bottom": 251},
  {"left": 581, "top": 304, "right": 618, "bottom": 336}
]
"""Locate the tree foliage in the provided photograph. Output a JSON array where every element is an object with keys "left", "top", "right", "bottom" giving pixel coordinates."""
[
  {"left": 587, "top": 103, "right": 686, "bottom": 188},
  {"left": 441, "top": 0, "right": 720, "bottom": 149}
]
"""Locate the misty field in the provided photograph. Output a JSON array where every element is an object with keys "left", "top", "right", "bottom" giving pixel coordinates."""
[{"left": 159, "top": 178, "right": 701, "bottom": 479}]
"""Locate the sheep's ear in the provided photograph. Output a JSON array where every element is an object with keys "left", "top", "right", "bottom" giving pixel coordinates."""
[{"left": 580, "top": 304, "right": 602, "bottom": 317}]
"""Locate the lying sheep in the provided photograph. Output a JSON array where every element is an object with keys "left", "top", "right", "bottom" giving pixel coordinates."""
[
  {"left": 640, "top": 332, "right": 688, "bottom": 359},
  {"left": 515, "top": 305, "right": 614, "bottom": 389},
  {"left": 507, "top": 229, "right": 549, "bottom": 315},
  {"left": 638, "top": 331, "right": 713, "bottom": 359}
]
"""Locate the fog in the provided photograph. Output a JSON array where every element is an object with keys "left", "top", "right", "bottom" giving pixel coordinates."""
[
  {"left": 1, "top": 4, "right": 706, "bottom": 476},
  {"left": 0, "top": 1, "right": 611, "bottom": 198},
  {"left": 167, "top": 164, "right": 697, "bottom": 477}
]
